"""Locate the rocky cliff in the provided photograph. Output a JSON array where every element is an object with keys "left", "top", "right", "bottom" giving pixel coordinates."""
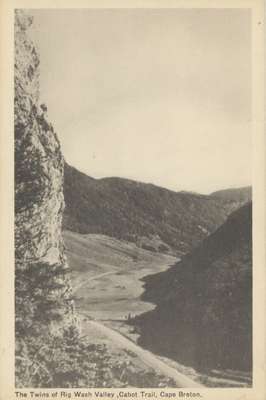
[
  {"left": 15, "top": 10, "right": 81, "bottom": 387},
  {"left": 15, "top": 10, "right": 67, "bottom": 269}
]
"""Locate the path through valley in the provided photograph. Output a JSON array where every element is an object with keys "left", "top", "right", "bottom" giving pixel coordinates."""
[{"left": 64, "top": 230, "right": 204, "bottom": 387}]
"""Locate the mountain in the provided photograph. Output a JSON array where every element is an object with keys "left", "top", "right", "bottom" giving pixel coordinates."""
[
  {"left": 63, "top": 163, "right": 249, "bottom": 256},
  {"left": 133, "top": 202, "right": 252, "bottom": 374},
  {"left": 211, "top": 186, "right": 251, "bottom": 203}
]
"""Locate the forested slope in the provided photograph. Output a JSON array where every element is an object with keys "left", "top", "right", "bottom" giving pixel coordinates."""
[{"left": 134, "top": 203, "right": 252, "bottom": 373}]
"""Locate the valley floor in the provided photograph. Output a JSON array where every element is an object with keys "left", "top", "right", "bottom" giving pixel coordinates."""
[
  {"left": 64, "top": 230, "right": 177, "bottom": 321},
  {"left": 64, "top": 230, "right": 251, "bottom": 388}
]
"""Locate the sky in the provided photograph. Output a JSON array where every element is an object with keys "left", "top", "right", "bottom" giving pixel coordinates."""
[{"left": 29, "top": 8, "right": 251, "bottom": 194}]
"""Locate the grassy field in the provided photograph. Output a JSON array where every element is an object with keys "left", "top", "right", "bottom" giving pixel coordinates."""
[{"left": 64, "top": 230, "right": 177, "bottom": 321}]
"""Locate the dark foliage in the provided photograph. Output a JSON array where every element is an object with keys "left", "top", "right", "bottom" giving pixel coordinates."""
[
  {"left": 15, "top": 261, "right": 115, "bottom": 387},
  {"left": 133, "top": 203, "right": 252, "bottom": 374},
  {"left": 63, "top": 163, "right": 250, "bottom": 255}
]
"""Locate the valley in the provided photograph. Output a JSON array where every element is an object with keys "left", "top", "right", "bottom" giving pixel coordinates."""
[
  {"left": 64, "top": 231, "right": 208, "bottom": 387},
  {"left": 64, "top": 230, "right": 177, "bottom": 321},
  {"left": 63, "top": 165, "right": 252, "bottom": 388},
  {"left": 64, "top": 228, "right": 251, "bottom": 388}
]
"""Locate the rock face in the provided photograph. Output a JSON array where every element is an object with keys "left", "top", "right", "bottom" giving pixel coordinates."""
[
  {"left": 15, "top": 9, "right": 75, "bottom": 338},
  {"left": 15, "top": 11, "right": 65, "bottom": 267}
]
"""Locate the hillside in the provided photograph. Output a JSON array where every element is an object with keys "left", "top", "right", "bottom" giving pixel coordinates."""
[
  {"left": 211, "top": 186, "right": 252, "bottom": 203},
  {"left": 63, "top": 163, "right": 249, "bottom": 255},
  {"left": 133, "top": 202, "right": 252, "bottom": 375}
]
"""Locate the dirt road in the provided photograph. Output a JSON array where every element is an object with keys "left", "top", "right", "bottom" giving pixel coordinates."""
[
  {"left": 85, "top": 319, "right": 204, "bottom": 388},
  {"left": 73, "top": 271, "right": 117, "bottom": 291}
]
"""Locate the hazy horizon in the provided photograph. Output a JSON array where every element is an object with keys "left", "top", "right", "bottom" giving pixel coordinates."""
[{"left": 29, "top": 8, "right": 251, "bottom": 194}]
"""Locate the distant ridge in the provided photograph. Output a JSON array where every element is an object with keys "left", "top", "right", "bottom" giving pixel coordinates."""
[
  {"left": 63, "top": 163, "right": 250, "bottom": 255},
  {"left": 211, "top": 186, "right": 251, "bottom": 203}
]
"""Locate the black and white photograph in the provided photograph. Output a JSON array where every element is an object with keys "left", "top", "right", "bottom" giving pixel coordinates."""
[{"left": 8, "top": 1, "right": 263, "bottom": 395}]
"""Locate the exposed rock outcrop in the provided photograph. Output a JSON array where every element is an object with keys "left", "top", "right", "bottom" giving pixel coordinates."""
[
  {"left": 15, "top": 10, "right": 77, "bottom": 384},
  {"left": 15, "top": 10, "right": 66, "bottom": 268}
]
